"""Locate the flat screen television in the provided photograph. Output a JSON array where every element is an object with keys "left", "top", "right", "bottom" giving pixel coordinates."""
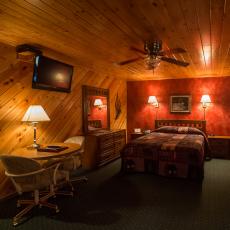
[{"left": 32, "top": 55, "right": 73, "bottom": 93}]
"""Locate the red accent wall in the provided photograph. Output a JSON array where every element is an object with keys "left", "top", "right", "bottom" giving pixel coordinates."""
[
  {"left": 88, "top": 96, "right": 107, "bottom": 128},
  {"left": 127, "top": 77, "right": 230, "bottom": 137}
]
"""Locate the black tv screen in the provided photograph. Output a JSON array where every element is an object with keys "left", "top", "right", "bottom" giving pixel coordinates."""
[{"left": 32, "top": 55, "right": 73, "bottom": 92}]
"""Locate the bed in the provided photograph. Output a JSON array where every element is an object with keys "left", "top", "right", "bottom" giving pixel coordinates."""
[{"left": 121, "top": 120, "right": 210, "bottom": 180}]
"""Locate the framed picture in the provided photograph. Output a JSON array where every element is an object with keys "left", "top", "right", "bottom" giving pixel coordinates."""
[{"left": 170, "top": 95, "right": 191, "bottom": 113}]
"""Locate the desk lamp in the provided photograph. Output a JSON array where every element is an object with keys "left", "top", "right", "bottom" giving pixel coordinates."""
[{"left": 22, "top": 105, "right": 50, "bottom": 148}]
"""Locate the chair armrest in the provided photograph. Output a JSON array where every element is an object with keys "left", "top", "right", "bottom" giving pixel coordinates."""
[
  {"left": 5, "top": 162, "right": 61, "bottom": 178},
  {"left": 5, "top": 168, "right": 46, "bottom": 177}
]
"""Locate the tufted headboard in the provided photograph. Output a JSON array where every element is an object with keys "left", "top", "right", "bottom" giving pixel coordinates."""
[{"left": 155, "top": 119, "right": 206, "bottom": 133}]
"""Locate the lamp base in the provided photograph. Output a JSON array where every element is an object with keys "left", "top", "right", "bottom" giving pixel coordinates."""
[
  {"left": 32, "top": 143, "right": 40, "bottom": 149},
  {"left": 27, "top": 143, "right": 40, "bottom": 150}
]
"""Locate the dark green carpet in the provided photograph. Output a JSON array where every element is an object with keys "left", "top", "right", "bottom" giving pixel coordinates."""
[{"left": 1, "top": 159, "right": 230, "bottom": 230}]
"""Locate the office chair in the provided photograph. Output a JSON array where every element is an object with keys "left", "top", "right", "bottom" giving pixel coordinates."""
[
  {"left": 62, "top": 136, "right": 88, "bottom": 191},
  {"left": 0, "top": 155, "right": 65, "bottom": 226}
]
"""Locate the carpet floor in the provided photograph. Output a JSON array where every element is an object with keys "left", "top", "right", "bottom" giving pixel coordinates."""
[{"left": 0, "top": 159, "right": 230, "bottom": 230}]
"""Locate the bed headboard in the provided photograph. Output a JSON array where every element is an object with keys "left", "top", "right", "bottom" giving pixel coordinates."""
[
  {"left": 155, "top": 119, "right": 206, "bottom": 133},
  {"left": 88, "top": 120, "right": 102, "bottom": 128}
]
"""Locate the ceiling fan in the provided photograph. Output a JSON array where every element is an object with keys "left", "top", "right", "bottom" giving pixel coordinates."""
[{"left": 115, "top": 40, "right": 189, "bottom": 69}]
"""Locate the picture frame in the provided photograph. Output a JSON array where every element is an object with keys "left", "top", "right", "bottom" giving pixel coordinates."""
[{"left": 170, "top": 95, "right": 191, "bottom": 113}]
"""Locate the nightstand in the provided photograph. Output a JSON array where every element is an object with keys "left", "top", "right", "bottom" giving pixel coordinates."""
[
  {"left": 130, "top": 133, "right": 145, "bottom": 140},
  {"left": 208, "top": 136, "right": 230, "bottom": 159}
]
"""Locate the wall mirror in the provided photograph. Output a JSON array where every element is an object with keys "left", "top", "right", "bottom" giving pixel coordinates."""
[{"left": 82, "top": 85, "right": 110, "bottom": 134}]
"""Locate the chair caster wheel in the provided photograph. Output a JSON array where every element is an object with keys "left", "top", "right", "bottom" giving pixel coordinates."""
[{"left": 13, "top": 221, "right": 18, "bottom": 227}]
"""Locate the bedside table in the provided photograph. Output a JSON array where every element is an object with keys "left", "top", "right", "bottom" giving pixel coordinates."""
[
  {"left": 208, "top": 136, "right": 230, "bottom": 159},
  {"left": 130, "top": 133, "right": 145, "bottom": 140}
]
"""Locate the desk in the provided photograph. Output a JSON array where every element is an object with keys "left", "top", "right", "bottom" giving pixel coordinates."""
[{"left": 10, "top": 143, "right": 81, "bottom": 160}]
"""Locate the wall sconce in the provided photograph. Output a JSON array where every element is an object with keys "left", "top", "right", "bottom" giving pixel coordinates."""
[
  {"left": 200, "top": 95, "right": 211, "bottom": 120},
  {"left": 148, "top": 96, "right": 159, "bottom": 108},
  {"left": 148, "top": 96, "right": 159, "bottom": 120},
  {"left": 94, "top": 99, "right": 105, "bottom": 110},
  {"left": 22, "top": 105, "right": 50, "bottom": 148}
]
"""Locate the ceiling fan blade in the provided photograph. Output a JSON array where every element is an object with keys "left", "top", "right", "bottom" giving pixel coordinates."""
[
  {"left": 161, "top": 57, "right": 189, "bottom": 67},
  {"left": 114, "top": 57, "right": 142, "bottom": 66},
  {"left": 130, "top": 46, "right": 147, "bottom": 55},
  {"left": 158, "top": 48, "right": 187, "bottom": 56}
]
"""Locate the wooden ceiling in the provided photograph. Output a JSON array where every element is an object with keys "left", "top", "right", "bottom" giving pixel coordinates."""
[{"left": 0, "top": 0, "right": 229, "bottom": 80}]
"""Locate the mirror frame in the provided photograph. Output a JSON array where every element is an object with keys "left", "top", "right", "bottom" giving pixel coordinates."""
[{"left": 82, "top": 85, "right": 110, "bottom": 134}]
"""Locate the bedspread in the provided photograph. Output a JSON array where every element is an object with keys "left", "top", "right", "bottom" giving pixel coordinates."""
[{"left": 121, "top": 131, "right": 208, "bottom": 166}]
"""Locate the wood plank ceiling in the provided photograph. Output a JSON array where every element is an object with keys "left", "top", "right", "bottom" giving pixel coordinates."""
[{"left": 0, "top": 0, "right": 229, "bottom": 80}]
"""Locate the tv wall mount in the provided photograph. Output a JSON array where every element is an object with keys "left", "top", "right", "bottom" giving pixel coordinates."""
[{"left": 16, "top": 44, "right": 42, "bottom": 62}]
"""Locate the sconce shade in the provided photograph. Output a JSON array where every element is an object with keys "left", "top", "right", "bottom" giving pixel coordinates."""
[
  {"left": 148, "top": 96, "right": 159, "bottom": 107},
  {"left": 200, "top": 95, "right": 211, "bottom": 104},
  {"left": 22, "top": 105, "right": 50, "bottom": 122},
  {"left": 148, "top": 96, "right": 157, "bottom": 104},
  {"left": 94, "top": 99, "right": 103, "bottom": 107}
]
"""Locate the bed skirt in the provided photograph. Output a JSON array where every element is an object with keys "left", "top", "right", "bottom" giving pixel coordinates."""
[{"left": 121, "top": 156, "right": 204, "bottom": 180}]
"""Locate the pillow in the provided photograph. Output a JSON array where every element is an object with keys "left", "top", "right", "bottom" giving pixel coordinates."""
[
  {"left": 154, "top": 126, "right": 178, "bottom": 133},
  {"left": 183, "top": 127, "right": 205, "bottom": 136},
  {"left": 155, "top": 126, "right": 205, "bottom": 136}
]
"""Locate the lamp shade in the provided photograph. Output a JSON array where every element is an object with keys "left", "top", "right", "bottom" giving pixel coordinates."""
[
  {"left": 94, "top": 99, "right": 103, "bottom": 106},
  {"left": 200, "top": 95, "right": 211, "bottom": 103},
  {"left": 22, "top": 105, "right": 50, "bottom": 122},
  {"left": 148, "top": 96, "right": 158, "bottom": 104}
]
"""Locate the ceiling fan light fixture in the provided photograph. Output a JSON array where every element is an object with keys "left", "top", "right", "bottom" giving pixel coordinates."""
[
  {"left": 146, "top": 56, "right": 161, "bottom": 69},
  {"left": 115, "top": 40, "right": 189, "bottom": 69},
  {"left": 144, "top": 40, "right": 162, "bottom": 55}
]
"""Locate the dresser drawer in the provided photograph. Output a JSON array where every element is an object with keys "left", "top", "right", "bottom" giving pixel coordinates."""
[
  {"left": 99, "top": 134, "right": 114, "bottom": 145},
  {"left": 98, "top": 150, "right": 116, "bottom": 163},
  {"left": 84, "top": 129, "right": 126, "bottom": 169},
  {"left": 115, "top": 139, "right": 125, "bottom": 148},
  {"left": 114, "top": 130, "right": 126, "bottom": 139},
  {"left": 100, "top": 142, "right": 114, "bottom": 150},
  {"left": 98, "top": 150, "right": 114, "bottom": 160}
]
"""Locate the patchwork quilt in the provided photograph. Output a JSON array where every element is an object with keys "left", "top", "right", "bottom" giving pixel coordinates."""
[{"left": 121, "top": 126, "right": 210, "bottom": 168}]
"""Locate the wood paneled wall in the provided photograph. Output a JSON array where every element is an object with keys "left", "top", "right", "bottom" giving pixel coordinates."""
[{"left": 0, "top": 43, "right": 127, "bottom": 199}]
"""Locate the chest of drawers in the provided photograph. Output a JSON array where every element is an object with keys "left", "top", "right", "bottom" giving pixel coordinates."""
[{"left": 83, "top": 129, "right": 126, "bottom": 169}]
